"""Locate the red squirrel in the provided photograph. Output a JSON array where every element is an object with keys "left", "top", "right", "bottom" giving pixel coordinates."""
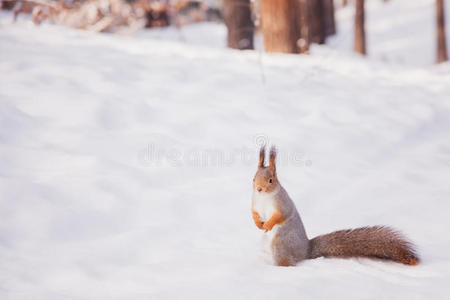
[{"left": 252, "top": 146, "right": 419, "bottom": 267}]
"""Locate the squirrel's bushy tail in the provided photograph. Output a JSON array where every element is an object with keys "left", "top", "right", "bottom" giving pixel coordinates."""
[{"left": 308, "top": 226, "right": 419, "bottom": 265}]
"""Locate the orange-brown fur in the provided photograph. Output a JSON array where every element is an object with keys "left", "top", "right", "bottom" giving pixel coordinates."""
[
  {"left": 262, "top": 210, "right": 285, "bottom": 232},
  {"left": 252, "top": 210, "right": 264, "bottom": 229},
  {"left": 253, "top": 147, "right": 279, "bottom": 193}
]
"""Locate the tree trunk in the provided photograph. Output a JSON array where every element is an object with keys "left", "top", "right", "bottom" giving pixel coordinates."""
[
  {"left": 436, "top": 0, "right": 448, "bottom": 63},
  {"left": 298, "top": 0, "right": 310, "bottom": 53},
  {"left": 354, "top": 0, "right": 366, "bottom": 55},
  {"left": 323, "top": 0, "right": 336, "bottom": 36},
  {"left": 224, "top": 0, "right": 254, "bottom": 50},
  {"left": 310, "top": 0, "right": 326, "bottom": 44},
  {"left": 260, "top": 0, "right": 301, "bottom": 53}
]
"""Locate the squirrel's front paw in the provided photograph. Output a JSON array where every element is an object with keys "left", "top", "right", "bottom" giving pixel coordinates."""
[
  {"left": 263, "top": 222, "right": 274, "bottom": 232},
  {"left": 254, "top": 220, "right": 264, "bottom": 229},
  {"left": 252, "top": 211, "right": 265, "bottom": 230},
  {"left": 258, "top": 221, "right": 265, "bottom": 230}
]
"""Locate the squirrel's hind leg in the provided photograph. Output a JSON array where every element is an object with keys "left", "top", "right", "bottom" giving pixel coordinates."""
[
  {"left": 271, "top": 234, "right": 298, "bottom": 266},
  {"left": 273, "top": 253, "right": 297, "bottom": 266}
]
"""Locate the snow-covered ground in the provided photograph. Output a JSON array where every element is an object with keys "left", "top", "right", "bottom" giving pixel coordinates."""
[{"left": 1, "top": 0, "right": 450, "bottom": 299}]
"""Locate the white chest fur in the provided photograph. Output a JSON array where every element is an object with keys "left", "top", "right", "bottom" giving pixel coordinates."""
[
  {"left": 252, "top": 191, "right": 277, "bottom": 222},
  {"left": 252, "top": 188, "right": 281, "bottom": 254}
]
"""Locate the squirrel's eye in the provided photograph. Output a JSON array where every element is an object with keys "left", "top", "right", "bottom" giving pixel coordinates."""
[{"left": 269, "top": 179, "right": 273, "bottom": 183}]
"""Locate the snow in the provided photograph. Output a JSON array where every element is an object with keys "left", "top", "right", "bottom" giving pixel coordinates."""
[{"left": 1, "top": 0, "right": 450, "bottom": 299}]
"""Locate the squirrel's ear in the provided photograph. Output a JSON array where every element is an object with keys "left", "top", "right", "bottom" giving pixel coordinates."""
[
  {"left": 258, "top": 146, "right": 266, "bottom": 168},
  {"left": 269, "top": 146, "right": 277, "bottom": 172}
]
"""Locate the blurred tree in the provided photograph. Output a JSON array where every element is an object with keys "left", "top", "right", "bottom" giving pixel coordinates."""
[
  {"left": 310, "top": 0, "right": 325, "bottom": 44},
  {"left": 436, "top": 0, "right": 448, "bottom": 63},
  {"left": 260, "top": 0, "right": 302, "bottom": 53},
  {"left": 354, "top": 0, "right": 366, "bottom": 54},
  {"left": 309, "top": 0, "right": 336, "bottom": 45},
  {"left": 260, "top": 0, "right": 335, "bottom": 53},
  {"left": 224, "top": 0, "right": 254, "bottom": 50},
  {"left": 324, "top": 0, "right": 336, "bottom": 36},
  {"left": 298, "top": 0, "right": 310, "bottom": 53}
]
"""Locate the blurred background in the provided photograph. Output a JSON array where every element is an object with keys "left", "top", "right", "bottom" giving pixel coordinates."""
[{"left": 1, "top": 0, "right": 448, "bottom": 65}]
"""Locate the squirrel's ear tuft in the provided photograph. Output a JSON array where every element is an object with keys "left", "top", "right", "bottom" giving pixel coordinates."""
[
  {"left": 269, "top": 146, "right": 277, "bottom": 171},
  {"left": 258, "top": 146, "right": 266, "bottom": 168}
]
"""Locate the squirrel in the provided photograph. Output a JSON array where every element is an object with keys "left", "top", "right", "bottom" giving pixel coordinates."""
[{"left": 252, "top": 146, "right": 420, "bottom": 267}]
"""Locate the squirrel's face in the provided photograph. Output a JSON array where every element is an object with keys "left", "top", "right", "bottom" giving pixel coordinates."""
[
  {"left": 253, "top": 167, "right": 278, "bottom": 193},
  {"left": 253, "top": 146, "right": 278, "bottom": 193}
]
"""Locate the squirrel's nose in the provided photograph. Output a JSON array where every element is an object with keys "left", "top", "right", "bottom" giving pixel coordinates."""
[{"left": 257, "top": 187, "right": 262, "bottom": 192}]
